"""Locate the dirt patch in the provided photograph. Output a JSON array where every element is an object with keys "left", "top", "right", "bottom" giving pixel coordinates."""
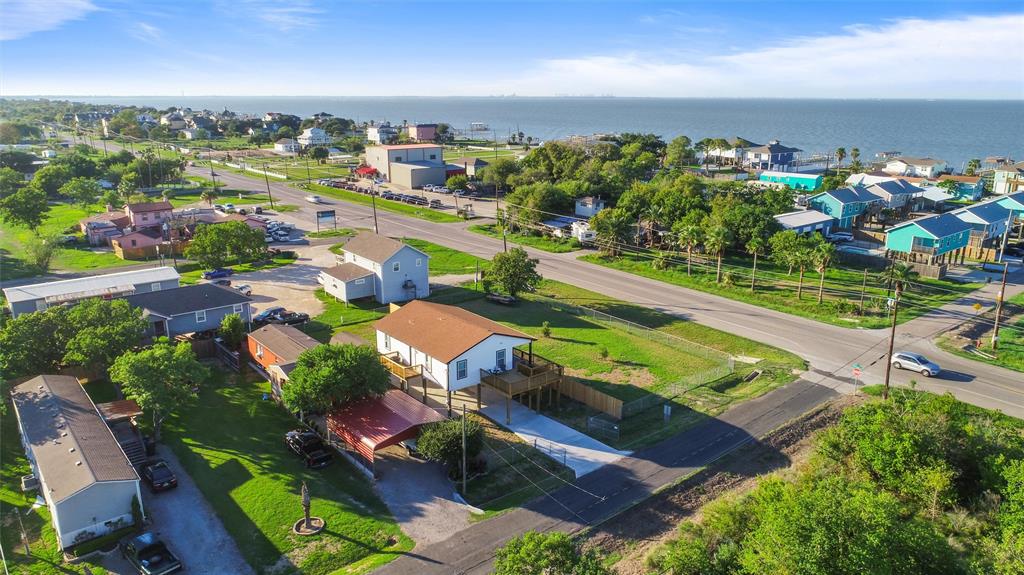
[
  {"left": 565, "top": 366, "right": 656, "bottom": 388},
  {"left": 583, "top": 394, "right": 864, "bottom": 575}
]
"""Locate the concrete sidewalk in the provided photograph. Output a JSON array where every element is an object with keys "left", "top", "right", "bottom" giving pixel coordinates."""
[{"left": 478, "top": 387, "right": 629, "bottom": 477}]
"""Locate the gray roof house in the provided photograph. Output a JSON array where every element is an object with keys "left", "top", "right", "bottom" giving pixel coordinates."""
[
  {"left": 320, "top": 232, "right": 430, "bottom": 304},
  {"left": 3, "top": 267, "right": 181, "bottom": 317},
  {"left": 124, "top": 283, "right": 253, "bottom": 337},
  {"left": 11, "top": 375, "right": 142, "bottom": 549}
]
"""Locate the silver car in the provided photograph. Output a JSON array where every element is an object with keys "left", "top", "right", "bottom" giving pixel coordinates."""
[{"left": 890, "top": 352, "right": 940, "bottom": 377}]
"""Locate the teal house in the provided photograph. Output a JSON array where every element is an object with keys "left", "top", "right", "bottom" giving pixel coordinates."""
[
  {"left": 759, "top": 171, "right": 823, "bottom": 191},
  {"left": 886, "top": 213, "right": 972, "bottom": 277},
  {"left": 807, "top": 186, "right": 881, "bottom": 229},
  {"left": 991, "top": 191, "right": 1024, "bottom": 216}
]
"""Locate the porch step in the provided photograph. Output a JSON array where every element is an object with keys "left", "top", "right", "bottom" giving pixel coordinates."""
[{"left": 119, "top": 438, "right": 148, "bottom": 468}]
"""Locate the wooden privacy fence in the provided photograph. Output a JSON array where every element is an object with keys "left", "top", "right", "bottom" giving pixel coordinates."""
[{"left": 557, "top": 377, "right": 624, "bottom": 420}]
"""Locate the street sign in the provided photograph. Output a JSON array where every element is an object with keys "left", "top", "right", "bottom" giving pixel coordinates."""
[
  {"left": 315, "top": 209, "right": 336, "bottom": 232},
  {"left": 852, "top": 368, "right": 862, "bottom": 378}
]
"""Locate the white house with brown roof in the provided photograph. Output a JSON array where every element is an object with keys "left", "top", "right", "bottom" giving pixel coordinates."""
[
  {"left": 319, "top": 232, "right": 429, "bottom": 304},
  {"left": 883, "top": 157, "right": 949, "bottom": 179},
  {"left": 374, "top": 300, "right": 534, "bottom": 393},
  {"left": 11, "top": 375, "right": 142, "bottom": 549}
]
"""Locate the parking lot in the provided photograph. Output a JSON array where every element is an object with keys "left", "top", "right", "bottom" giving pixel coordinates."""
[{"left": 316, "top": 177, "right": 496, "bottom": 217}]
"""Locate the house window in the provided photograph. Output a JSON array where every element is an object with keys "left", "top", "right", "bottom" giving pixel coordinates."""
[
  {"left": 395, "top": 156, "right": 403, "bottom": 162},
  {"left": 456, "top": 359, "right": 468, "bottom": 380},
  {"left": 195, "top": 310, "right": 207, "bottom": 323},
  {"left": 392, "top": 262, "right": 400, "bottom": 272},
  {"left": 233, "top": 304, "right": 244, "bottom": 314},
  {"left": 355, "top": 278, "right": 365, "bottom": 285},
  {"left": 131, "top": 240, "right": 137, "bottom": 247},
  {"left": 416, "top": 258, "right": 422, "bottom": 267},
  {"left": 151, "top": 282, "right": 162, "bottom": 291},
  {"left": 429, "top": 154, "right": 437, "bottom": 160},
  {"left": 496, "top": 349, "right": 507, "bottom": 371},
  {"left": 383, "top": 334, "right": 391, "bottom": 350},
  {"left": 255, "top": 343, "right": 263, "bottom": 357},
  {"left": 142, "top": 214, "right": 149, "bottom": 221}
]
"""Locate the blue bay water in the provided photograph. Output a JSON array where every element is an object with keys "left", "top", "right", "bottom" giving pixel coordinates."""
[{"left": 68, "top": 97, "right": 1023, "bottom": 169}]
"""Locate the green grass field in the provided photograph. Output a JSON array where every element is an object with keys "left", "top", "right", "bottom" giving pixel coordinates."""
[
  {"left": 468, "top": 224, "right": 581, "bottom": 253},
  {"left": 177, "top": 254, "right": 299, "bottom": 284},
  {"left": 302, "top": 183, "right": 463, "bottom": 223},
  {"left": 582, "top": 250, "right": 981, "bottom": 329},
  {"left": 163, "top": 372, "right": 411, "bottom": 575},
  {"left": 937, "top": 293, "right": 1024, "bottom": 373},
  {"left": 0, "top": 202, "right": 138, "bottom": 279}
]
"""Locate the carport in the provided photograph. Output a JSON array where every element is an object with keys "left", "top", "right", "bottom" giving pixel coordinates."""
[{"left": 326, "top": 389, "right": 445, "bottom": 475}]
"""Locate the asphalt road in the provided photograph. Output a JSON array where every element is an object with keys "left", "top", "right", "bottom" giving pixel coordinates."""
[{"left": 74, "top": 138, "right": 1024, "bottom": 573}]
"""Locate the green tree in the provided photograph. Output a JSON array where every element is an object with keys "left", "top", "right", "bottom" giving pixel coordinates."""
[
  {"left": 0, "top": 183, "right": 49, "bottom": 230},
  {"left": 490, "top": 247, "right": 542, "bottom": 297},
  {"left": 446, "top": 174, "right": 469, "bottom": 191},
  {"left": 0, "top": 306, "right": 70, "bottom": 378},
  {"left": 769, "top": 229, "right": 801, "bottom": 275},
  {"left": 494, "top": 531, "right": 610, "bottom": 575},
  {"left": 965, "top": 158, "right": 981, "bottom": 176},
  {"left": 0, "top": 122, "right": 22, "bottom": 144},
  {"left": 746, "top": 235, "right": 767, "bottom": 292},
  {"left": 703, "top": 220, "right": 733, "bottom": 283},
  {"left": 938, "top": 179, "right": 960, "bottom": 196},
  {"left": 218, "top": 313, "right": 245, "bottom": 349},
  {"left": 813, "top": 238, "right": 836, "bottom": 304},
  {"left": 23, "top": 231, "right": 64, "bottom": 272},
  {"left": 673, "top": 211, "right": 704, "bottom": 276},
  {"left": 835, "top": 147, "right": 847, "bottom": 167},
  {"left": 417, "top": 416, "right": 483, "bottom": 476},
  {"left": 0, "top": 166, "right": 24, "bottom": 199},
  {"left": 184, "top": 221, "right": 265, "bottom": 269},
  {"left": 283, "top": 344, "right": 389, "bottom": 413},
  {"left": 590, "top": 208, "right": 632, "bottom": 257},
  {"left": 664, "top": 135, "right": 694, "bottom": 169},
  {"left": 59, "top": 176, "right": 102, "bottom": 210},
  {"left": 309, "top": 146, "right": 329, "bottom": 163},
  {"left": 199, "top": 187, "right": 218, "bottom": 206},
  {"left": 118, "top": 171, "right": 141, "bottom": 201},
  {"left": 31, "top": 163, "right": 73, "bottom": 197},
  {"left": 64, "top": 298, "right": 148, "bottom": 373},
  {"left": 110, "top": 339, "right": 209, "bottom": 440},
  {"left": 481, "top": 157, "right": 521, "bottom": 192}
]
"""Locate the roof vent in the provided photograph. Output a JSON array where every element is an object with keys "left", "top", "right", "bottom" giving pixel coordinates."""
[
  {"left": 68, "top": 447, "right": 76, "bottom": 453},
  {"left": 61, "top": 432, "right": 68, "bottom": 437},
  {"left": 75, "top": 461, "right": 82, "bottom": 466}
]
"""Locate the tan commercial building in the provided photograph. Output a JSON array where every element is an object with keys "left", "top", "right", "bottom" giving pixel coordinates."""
[{"left": 365, "top": 143, "right": 448, "bottom": 188}]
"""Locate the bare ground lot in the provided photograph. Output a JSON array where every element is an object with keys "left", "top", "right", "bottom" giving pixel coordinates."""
[{"left": 583, "top": 394, "right": 864, "bottom": 575}]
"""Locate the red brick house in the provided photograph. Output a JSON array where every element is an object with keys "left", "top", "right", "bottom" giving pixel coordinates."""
[{"left": 246, "top": 324, "right": 320, "bottom": 397}]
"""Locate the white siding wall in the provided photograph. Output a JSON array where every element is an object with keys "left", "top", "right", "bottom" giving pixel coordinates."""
[
  {"left": 54, "top": 480, "right": 140, "bottom": 549},
  {"left": 376, "top": 332, "right": 531, "bottom": 392}
]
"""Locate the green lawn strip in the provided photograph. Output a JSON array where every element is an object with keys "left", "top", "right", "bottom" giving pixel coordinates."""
[
  {"left": 936, "top": 293, "right": 1024, "bottom": 373},
  {"left": 301, "top": 183, "right": 463, "bottom": 223},
  {"left": 303, "top": 289, "right": 389, "bottom": 343},
  {"left": 1, "top": 396, "right": 110, "bottom": 574},
  {"left": 0, "top": 202, "right": 138, "bottom": 278},
  {"left": 465, "top": 416, "right": 575, "bottom": 519},
  {"left": 581, "top": 252, "right": 980, "bottom": 329},
  {"left": 177, "top": 254, "right": 299, "bottom": 285},
  {"left": 162, "top": 372, "right": 411, "bottom": 575},
  {"left": 468, "top": 224, "right": 581, "bottom": 253},
  {"left": 306, "top": 228, "right": 357, "bottom": 239}
]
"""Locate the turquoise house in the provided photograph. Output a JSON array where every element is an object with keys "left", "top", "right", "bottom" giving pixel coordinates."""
[
  {"left": 991, "top": 191, "right": 1024, "bottom": 216},
  {"left": 936, "top": 175, "right": 984, "bottom": 201},
  {"left": 807, "top": 186, "right": 881, "bottom": 229},
  {"left": 759, "top": 171, "right": 823, "bottom": 191},
  {"left": 885, "top": 213, "right": 971, "bottom": 258}
]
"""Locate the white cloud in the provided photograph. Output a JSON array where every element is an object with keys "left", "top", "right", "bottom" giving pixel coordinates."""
[
  {"left": 129, "top": 21, "right": 162, "bottom": 43},
  {"left": 227, "top": 0, "right": 322, "bottom": 32},
  {"left": 459, "top": 13, "right": 1024, "bottom": 98},
  {"left": 0, "top": 0, "right": 98, "bottom": 41}
]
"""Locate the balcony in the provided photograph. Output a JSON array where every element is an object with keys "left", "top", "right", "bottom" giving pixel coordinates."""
[
  {"left": 910, "top": 243, "right": 937, "bottom": 255},
  {"left": 379, "top": 352, "right": 422, "bottom": 388}
]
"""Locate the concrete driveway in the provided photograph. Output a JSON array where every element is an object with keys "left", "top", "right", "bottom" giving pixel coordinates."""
[
  {"left": 373, "top": 446, "right": 471, "bottom": 547},
  {"left": 98, "top": 446, "right": 252, "bottom": 574},
  {"left": 234, "top": 244, "right": 337, "bottom": 318}
]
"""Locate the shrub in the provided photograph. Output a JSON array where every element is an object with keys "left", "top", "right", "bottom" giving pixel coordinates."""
[
  {"left": 542, "top": 321, "right": 551, "bottom": 338},
  {"left": 417, "top": 417, "right": 483, "bottom": 476}
]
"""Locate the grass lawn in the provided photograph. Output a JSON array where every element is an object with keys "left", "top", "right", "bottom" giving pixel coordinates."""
[
  {"left": 163, "top": 372, "right": 411, "bottom": 575},
  {"left": 302, "top": 183, "right": 463, "bottom": 223},
  {"left": 0, "top": 202, "right": 138, "bottom": 279},
  {"left": 177, "top": 254, "right": 299, "bottom": 285},
  {"left": 454, "top": 280, "right": 804, "bottom": 449},
  {"left": 1, "top": 395, "right": 111, "bottom": 574},
  {"left": 303, "top": 289, "right": 389, "bottom": 343},
  {"left": 468, "top": 224, "right": 581, "bottom": 253},
  {"left": 937, "top": 293, "right": 1024, "bottom": 373},
  {"left": 581, "top": 251, "right": 981, "bottom": 329},
  {"left": 307, "top": 228, "right": 357, "bottom": 239}
]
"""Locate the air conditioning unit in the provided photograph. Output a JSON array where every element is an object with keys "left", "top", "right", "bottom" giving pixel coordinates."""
[{"left": 21, "top": 474, "right": 39, "bottom": 491}]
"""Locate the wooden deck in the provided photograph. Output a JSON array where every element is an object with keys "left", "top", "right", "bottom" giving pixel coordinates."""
[
  {"left": 480, "top": 349, "right": 564, "bottom": 424},
  {"left": 380, "top": 352, "right": 423, "bottom": 389}
]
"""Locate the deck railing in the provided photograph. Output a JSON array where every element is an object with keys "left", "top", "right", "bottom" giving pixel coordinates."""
[{"left": 379, "top": 352, "right": 422, "bottom": 381}]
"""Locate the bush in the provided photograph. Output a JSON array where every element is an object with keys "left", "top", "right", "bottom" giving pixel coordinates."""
[{"left": 417, "top": 417, "right": 483, "bottom": 476}]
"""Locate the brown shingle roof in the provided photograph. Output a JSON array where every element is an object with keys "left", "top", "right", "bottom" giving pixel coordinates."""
[
  {"left": 322, "top": 262, "right": 374, "bottom": 282},
  {"left": 248, "top": 324, "right": 320, "bottom": 364},
  {"left": 127, "top": 201, "right": 173, "bottom": 213},
  {"left": 938, "top": 174, "right": 981, "bottom": 184},
  {"left": 11, "top": 375, "right": 137, "bottom": 502},
  {"left": 342, "top": 232, "right": 426, "bottom": 264},
  {"left": 374, "top": 300, "right": 533, "bottom": 363}
]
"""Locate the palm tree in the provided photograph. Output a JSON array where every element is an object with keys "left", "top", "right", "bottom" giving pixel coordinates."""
[
  {"left": 966, "top": 158, "right": 981, "bottom": 176},
  {"left": 704, "top": 223, "right": 733, "bottom": 283},
  {"left": 591, "top": 209, "right": 632, "bottom": 257},
  {"left": 813, "top": 240, "right": 837, "bottom": 304},
  {"left": 850, "top": 147, "right": 860, "bottom": 163},
  {"left": 643, "top": 204, "right": 664, "bottom": 247},
  {"left": 835, "top": 147, "right": 847, "bottom": 167},
  {"left": 881, "top": 260, "right": 918, "bottom": 297},
  {"left": 746, "top": 236, "right": 766, "bottom": 292},
  {"left": 200, "top": 188, "right": 218, "bottom": 206},
  {"left": 675, "top": 221, "right": 703, "bottom": 276},
  {"left": 792, "top": 237, "right": 815, "bottom": 300},
  {"left": 881, "top": 261, "right": 918, "bottom": 400}
]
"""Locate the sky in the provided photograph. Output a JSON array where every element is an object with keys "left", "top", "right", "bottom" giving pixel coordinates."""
[{"left": 1, "top": 0, "right": 1022, "bottom": 99}]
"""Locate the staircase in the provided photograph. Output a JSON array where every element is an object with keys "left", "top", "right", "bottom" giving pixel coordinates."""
[{"left": 110, "top": 422, "right": 149, "bottom": 469}]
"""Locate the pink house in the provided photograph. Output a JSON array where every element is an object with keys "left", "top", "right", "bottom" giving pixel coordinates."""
[{"left": 125, "top": 201, "right": 173, "bottom": 229}]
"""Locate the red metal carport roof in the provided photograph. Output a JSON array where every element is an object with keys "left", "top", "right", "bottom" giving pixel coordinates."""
[{"left": 327, "top": 390, "right": 445, "bottom": 463}]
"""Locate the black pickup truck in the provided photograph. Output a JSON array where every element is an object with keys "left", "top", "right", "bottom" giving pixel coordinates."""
[{"left": 120, "top": 532, "right": 183, "bottom": 575}]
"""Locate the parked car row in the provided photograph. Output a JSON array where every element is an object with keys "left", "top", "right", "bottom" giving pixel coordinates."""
[
  {"left": 379, "top": 191, "right": 443, "bottom": 209},
  {"left": 317, "top": 178, "right": 369, "bottom": 194}
]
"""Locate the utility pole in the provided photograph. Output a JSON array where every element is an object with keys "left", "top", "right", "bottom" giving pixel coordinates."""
[
  {"left": 461, "top": 404, "right": 467, "bottom": 495},
  {"left": 998, "top": 210, "right": 1013, "bottom": 262},
  {"left": 859, "top": 268, "right": 868, "bottom": 314},
  {"left": 882, "top": 286, "right": 901, "bottom": 401},
  {"left": 991, "top": 262, "right": 1010, "bottom": 351},
  {"left": 263, "top": 164, "right": 276, "bottom": 209},
  {"left": 371, "top": 186, "right": 380, "bottom": 234}
]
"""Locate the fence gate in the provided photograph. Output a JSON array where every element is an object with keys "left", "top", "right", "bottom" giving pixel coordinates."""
[{"left": 586, "top": 414, "right": 620, "bottom": 441}]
